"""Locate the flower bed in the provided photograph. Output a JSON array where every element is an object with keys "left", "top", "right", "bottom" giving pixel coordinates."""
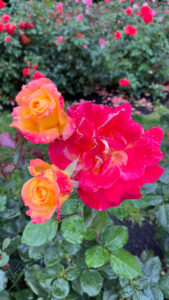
[{"left": 0, "top": 0, "right": 169, "bottom": 107}]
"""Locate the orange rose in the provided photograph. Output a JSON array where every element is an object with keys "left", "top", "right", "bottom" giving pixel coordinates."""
[
  {"left": 10, "top": 78, "right": 75, "bottom": 144},
  {"left": 21, "top": 159, "right": 73, "bottom": 223}
]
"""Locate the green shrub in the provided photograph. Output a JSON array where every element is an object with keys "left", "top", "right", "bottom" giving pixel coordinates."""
[{"left": 0, "top": 0, "right": 169, "bottom": 103}]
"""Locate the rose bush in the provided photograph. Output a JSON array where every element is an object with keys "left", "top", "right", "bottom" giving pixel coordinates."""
[
  {"left": 0, "top": 76, "right": 168, "bottom": 299},
  {"left": 0, "top": 0, "right": 169, "bottom": 106}
]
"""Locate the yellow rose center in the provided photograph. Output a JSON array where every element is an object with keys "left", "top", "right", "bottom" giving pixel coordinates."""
[
  {"left": 29, "top": 89, "right": 51, "bottom": 115},
  {"left": 33, "top": 184, "right": 48, "bottom": 204}
]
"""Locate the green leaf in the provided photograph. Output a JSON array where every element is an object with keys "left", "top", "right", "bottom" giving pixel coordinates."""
[
  {"left": 108, "top": 206, "right": 125, "bottom": 221},
  {"left": 44, "top": 245, "right": 63, "bottom": 267},
  {"left": 103, "top": 288, "right": 119, "bottom": 300},
  {"left": 121, "top": 285, "right": 135, "bottom": 298},
  {"left": 100, "top": 263, "right": 117, "bottom": 280},
  {"left": 0, "top": 253, "right": 9, "bottom": 267},
  {"left": 67, "top": 267, "right": 81, "bottom": 281},
  {"left": 24, "top": 265, "right": 47, "bottom": 297},
  {"left": 22, "top": 218, "right": 58, "bottom": 247},
  {"left": 159, "top": 168, "right": 169, "bottom": 184},
  {"left": 61, "top": 241, "right": 81, "bottom": 257},
  {"left": 159, "top": 272, "right": 169, "bottom": 299},
  {"left": 52, "top": 278, "right": 70, "bottom": 299},
  {"left": 110, "top": 249, "right": 141, "bottom": 279},
  {"left": 10, "top": 289, "right": 34, "bottom": 300},
  {"left": 17, "top": 244, "right": 30, "bottom": 262},
  {"left": 61, "top": 215, "right": 85, "bottom": 244},
  {"left": 85, "top": 246, "right": 109, "bottom": 268},
  {"left": 64, "top": 158, "right": 79, "bottom": 177},
  {"left": 155, "top": 204, "right": 169, "bottom": 234},
  {"left": 142, "top": 183, "right": 158, "bottom": 194},
  {"left": 84, "top": 230, "right": 95, "bottom": 241},
  {"left": 84, "top": 210, "right": 107, "bottom": 236},
  {"left": 71, "top": 279, "right": 84, "bottom": 296},
  {"left": 80, "top": 269, "right": 103, "bottom": 297},
  {"left": 135, "top": 276, "right": 150, "bottom": 289},
  {"left": 143, "top": 257, "right": 162, "bottom": 284},
  {"left": 37, "top": 272, "right": 53, "bottom": 293},
  {"left": 28, "top": 245, "right": 46, "bottom": 260},
  {"left": 2, "top": 238, "right": 11, "bottom": 251},
  {"left": 144, "top": 287, "right": 164, "bottom": 300},
  {"left": 103, "top": 225, "right": 128, "bottom": 251},
  {"left": 0, "top": 271, "right": 7, "bottom": 292},
  {"left": 0, "top": 291, "right": 10, "bottom": 300},
  {"left": 46, "top": 264, "right": 62, "bottom": 278},
  {"left": 0, "top": 196, "right": 7, "bottom": 212},
  {"left": 132, "top": 290, "right": 149, "bottom": 300},
  {"left": 61, "top": 193, "right": 79, "bottom": 215}
]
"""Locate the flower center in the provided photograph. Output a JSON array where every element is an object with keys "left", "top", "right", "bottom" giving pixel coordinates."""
[
  {"left": 29, "top": 89, "right": 50, "bottom": 115},
  {"left": 33, "top": 185, "right": 48, "bottom": 204}
]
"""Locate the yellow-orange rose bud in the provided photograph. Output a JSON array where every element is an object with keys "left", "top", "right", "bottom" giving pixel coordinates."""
[
  {"left": 21, "top": 159, "right": 73, "bottom": 223},
  {"left": 10, "top": 78, "right": 75, "bottom": 144}
]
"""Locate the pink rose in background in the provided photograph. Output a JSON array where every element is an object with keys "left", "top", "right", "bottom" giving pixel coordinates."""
[
  {"left": 56, "top": 2, "right": 63, "bottom": 14},
  {"left": 77, "top": 14, "right": 83, "bottom": 21},
  {"left": 1, "top": 14, "right": 10, "bottom": 22},
  {"left": 99, "top": 39, "right": 105, "bottom": 46},
  {"left": 4, "top": 36, "right": 11, "bottom": 42}
]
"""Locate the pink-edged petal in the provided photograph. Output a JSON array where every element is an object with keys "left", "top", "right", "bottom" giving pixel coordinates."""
[
  {"left": 28, "top": 159, "right": 51, "bottom": 176},
  {"left": 16, "top": 78, "right": 53, "bottom": 105}
]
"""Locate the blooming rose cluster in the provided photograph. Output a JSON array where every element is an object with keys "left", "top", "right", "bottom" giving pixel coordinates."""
[
  {"left": 10, "top": 78, "right": 164, "bottom": 223},
  {"left": 140, "top": 5, "right": 153, "bottom": 24}
]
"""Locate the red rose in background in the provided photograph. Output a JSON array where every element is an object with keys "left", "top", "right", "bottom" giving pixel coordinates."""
[
  {"left": 4, "top": 36, "right": 11, "bottom": 42},
  {"left": 76, "top": 33, "right": 85, "bottom": 38},
  {"left": 114, "top": 31, "right": 122, "bottom": 39},
  {"left": 140, "top": 5, "right": 153, "bottom": 24},
  {"left": 5, "top": 23, "right": 16, "bottom": 35},
  {"left": 142, "top": 13, "right": 153, "bottom": 23},
  {"left": 125, "top": 25, "right": 137, "bottom": 36},
  {"left": 125, "top": 6, "right": 132, "bottom": 15},
  {"left": 1, "top": 14, "right": 10, "bottom": 23},
  {"left": 49, "top": 102, "right": 164, "bottom": 211},
  {"left": 56, "top": 2, "right": 63, "bottom": 15},
  {"left": 119, "top": 78, "right": 130, "bottom": 86},
  {"left": 32, "top": 71, "right": 46, "bottom": 80},
  {"left": 22, "top": 68, "right": 33, "bottom": 77},
  {"left": 21, "top": 36, "right": 31, "bottom": 45},
  {"left": 19, "top": 20, "right": 34, "bottom": 29},
  {"left": 0, "top": 0, "right": 5, "bottom": 9},
  {"left": 140, "top": 6, "right": 151, "bottom": 15}
]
